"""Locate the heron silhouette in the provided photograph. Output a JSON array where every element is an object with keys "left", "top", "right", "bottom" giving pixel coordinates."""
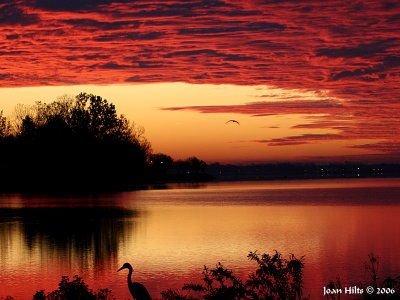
[
  {"left": 118, "top": 262, "right": 152, "bottom": 300},
  {"left": 226, "top": 119, "right": 240, "bottom": 125}
]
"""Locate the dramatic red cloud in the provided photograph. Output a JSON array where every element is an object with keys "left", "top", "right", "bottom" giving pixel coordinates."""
[
  {"left": 1, "top": 1, "right": 398, "bottom": 98},
  {"left": 1, "top": 0, "right": 399, "bottom": 160}
]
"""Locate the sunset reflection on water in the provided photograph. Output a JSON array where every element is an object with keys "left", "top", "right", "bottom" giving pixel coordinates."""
[{"left": 1, "top": 178, "right": 400, "bottom": 299}]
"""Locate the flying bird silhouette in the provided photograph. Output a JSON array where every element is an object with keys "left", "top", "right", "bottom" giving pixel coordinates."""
[
  {"left": 225, "top": 119, "right": 240, "bottom": 125},
  {"left": 118, "top": 262, "right": 152, "bottom": 300}
]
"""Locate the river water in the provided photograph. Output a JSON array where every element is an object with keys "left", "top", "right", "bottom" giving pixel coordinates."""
[{"left": 1, "top": 178, "right": 400, "bottom": 299}]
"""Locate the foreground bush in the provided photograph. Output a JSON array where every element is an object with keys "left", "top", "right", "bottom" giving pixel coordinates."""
[
  {"left": 161, "top": 251, "right": 307, "bottom": 300},
  {"left": 32, "top": 275, "right": 115, "bottom": 300}
]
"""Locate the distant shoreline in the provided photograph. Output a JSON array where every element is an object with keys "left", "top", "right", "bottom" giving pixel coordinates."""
[
  {"left": 206, "top": 162, "right": 400, "bottom": 182},
  {"left": 1, "top": 162, "right": 400, "bottom": 194}
]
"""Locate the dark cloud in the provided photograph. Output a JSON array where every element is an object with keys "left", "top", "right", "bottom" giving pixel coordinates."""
[
  {"left": 0, "top": 73, "right": 12, "bottom": 80},
  {"left": 98, "top": 62, "right": 131, "bottom": 70},
  {"left": 331, "top": 55, "right": 400, "bottom": 81},
  {"left": 165, "top": 49, "right": 254, "bottom": 61},
  {"left": 135, "top": 61, "right": 168, "bottom": 68},
  {"left": 33, "top": 0, "right": 232, "bottom": 14},
  {"left": 0, "top": 3, "right": 39, "bottom": 25},
  {"left": 165, "top": 49, "right": 220, "bottom": 57},
  {"left": 64, "top": 19, "right": 140, "bottom": 30},
  {"left": 125, "top": 74, "right": 166, "bottom": 82},
  {"left": 99, "top": 60, "right": 168, "bottom": 70},
  {"left": 122, "top": 0, "right": 236, "bottom": 18},
  {"left": 257, "top": 134, "right": 346, "bottom": 146},
  {"left": 6, "top": 34, "right": 20, "bottom": 40},
  {"left": 258, "top": 134, "right": 342, "bottom": 146},
  {"left": 351, "top": 142, "right": 400, "bottom": 153},
  {"left": 162, "top": 100, "right": 344, "bottom": 116},
  {"left": 179, "top": 22, "right": 285, "bottom": 35},
  {"left": 0, "top": 50, "right": 29, "bottom": 56},
  {"left": 32, "top": 0, "right": 132, "bottom": 11},
  {"left": 65, "top": 54, "right": 111, "bottom": 61},
  {"left": 93, "top": 31, "right": 165, "bottom": 42},
  {"left": 316, "top": 39, "right": 397, "bottom": 58},
  {"left": 192, "top": 73, "right": 211, "bottom": 80},
  {"left": 382, "top": 1, "right": 400, "bottom": 9},
  {"left": 292, "top": 121, "right": 350, "bottom": 130}
]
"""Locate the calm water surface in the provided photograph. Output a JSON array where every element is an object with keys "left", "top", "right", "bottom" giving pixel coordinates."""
[{"left": 1, "top": 178, "right": 400, "bottom": 299}]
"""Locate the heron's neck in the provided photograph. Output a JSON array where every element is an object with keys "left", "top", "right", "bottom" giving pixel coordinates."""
[{"left": 127, "top": 267, "right": 133, "bottom": 285}]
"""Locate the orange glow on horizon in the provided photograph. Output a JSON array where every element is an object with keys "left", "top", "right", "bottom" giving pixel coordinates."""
[{"left": 0, "top": 83, "right": 385, "bottom": 163}]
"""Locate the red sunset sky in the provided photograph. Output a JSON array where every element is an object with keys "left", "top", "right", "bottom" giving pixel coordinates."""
[{"left": 0, "top": 0, "right": 399, "bottom": 163}]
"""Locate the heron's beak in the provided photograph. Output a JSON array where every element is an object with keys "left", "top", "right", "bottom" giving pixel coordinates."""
[{"left": 117, "top": 266, "right": 124, "bottom": 272}]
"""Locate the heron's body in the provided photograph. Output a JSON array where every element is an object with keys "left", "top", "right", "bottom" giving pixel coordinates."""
[{"left": 118, "top": 263, "right": 152, "bottom": 300}]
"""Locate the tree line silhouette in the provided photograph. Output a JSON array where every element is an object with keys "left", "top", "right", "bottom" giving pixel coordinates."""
[{"left": 0, "top": 93, "right": 210, "bottom": 191}]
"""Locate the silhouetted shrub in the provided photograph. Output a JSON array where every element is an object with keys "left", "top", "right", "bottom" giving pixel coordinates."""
[
  {"left": 162, "top": 251, "right": 307, "bottom": 300},
  {"left": 246, "top": 251, "right": 304, "bottom": 300},
  {"left": 32, "top": 275, "right": 115, "bottom": 300}
]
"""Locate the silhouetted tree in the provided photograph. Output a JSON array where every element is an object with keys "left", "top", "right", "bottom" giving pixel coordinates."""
[
  {"left": 174, "top": 157, "right": 207, "bottom": 174},
  {"left": 149, "top": 153, "right": 173, "bottom": 179},
  {"left": 0, "top": 111, "right": 11, "bottom": 138},
  {"left": 0, "top": 93, "right": 212, "bottom": 190},
  {"left": 0, "top": 93, "right": 151, "bottom": 191}
]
